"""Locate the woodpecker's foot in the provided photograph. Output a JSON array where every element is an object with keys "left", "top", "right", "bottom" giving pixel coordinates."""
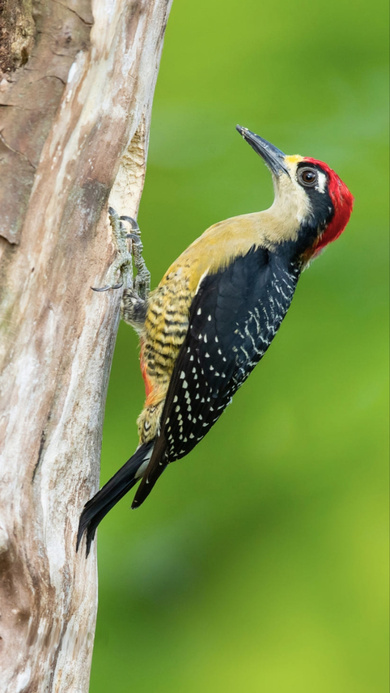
[
  {"left": 92, "top": 208, "right": 150, "bottom": 330},
  {"left": 118, "top": 215, "right": 150, "bottom": 331},
  {"left": 91, "top": 207, "right": 134, "bottom": 292},
  {"left": 120, "top": 215, "right": 150, "bottom": 301}
]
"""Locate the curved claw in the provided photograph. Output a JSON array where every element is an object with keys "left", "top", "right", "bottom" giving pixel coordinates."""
[
  {"left": 126, "top": 233, "right": 142, "bottom": 245},
  {"left": 120, "top": 216, "right": 140, "bottom": 232},
  {"left": 91, "top": 282, "right": 123, "bottom": 292}
]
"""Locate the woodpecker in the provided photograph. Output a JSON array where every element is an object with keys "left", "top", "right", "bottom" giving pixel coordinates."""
[{"left": 77, "top": 125, "right": 353, "bottom": 555}]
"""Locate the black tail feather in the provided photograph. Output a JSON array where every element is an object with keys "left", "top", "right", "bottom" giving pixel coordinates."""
[
  {"left": 77, "top": 441, "right": 154, "bottom": 557},
  {"left": 131, "top": 442, "right": 168, "bottom": 509}
]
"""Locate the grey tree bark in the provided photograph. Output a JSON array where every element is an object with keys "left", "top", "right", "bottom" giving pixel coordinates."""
[{"left": 0, "top": 0, "right": 172, "bottom": 690}]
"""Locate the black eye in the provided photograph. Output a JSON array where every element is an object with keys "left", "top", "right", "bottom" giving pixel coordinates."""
[{"left": 298, "top": 167, "right": 318, "bottom": 187}]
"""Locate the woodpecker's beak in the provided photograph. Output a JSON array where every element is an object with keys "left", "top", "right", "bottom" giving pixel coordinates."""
[{"left": 236, "top": 125, "right": 289, "bottom": 176}]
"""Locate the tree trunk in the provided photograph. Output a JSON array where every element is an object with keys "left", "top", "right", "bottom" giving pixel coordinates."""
[{"left": 0, "top": 0, "right": 172, "bottom": 690}]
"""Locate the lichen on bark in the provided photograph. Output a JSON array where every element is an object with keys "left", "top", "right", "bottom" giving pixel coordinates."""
[{"left": 0, "top": 0, "right": 35, "bottom": 73}]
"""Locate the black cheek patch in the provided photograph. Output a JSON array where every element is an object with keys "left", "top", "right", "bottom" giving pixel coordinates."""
[{"left": 296, "top": 162, "right": 335, "bottom": 236}]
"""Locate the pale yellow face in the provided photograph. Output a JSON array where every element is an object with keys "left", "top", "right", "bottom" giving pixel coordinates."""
[{"left": 264, "top": 155, "right": 329, "bottom": 245}]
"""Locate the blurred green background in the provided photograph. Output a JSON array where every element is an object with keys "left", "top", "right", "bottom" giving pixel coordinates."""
[{"left": 90, "top": 0, "right": 388, "bottom": 691}]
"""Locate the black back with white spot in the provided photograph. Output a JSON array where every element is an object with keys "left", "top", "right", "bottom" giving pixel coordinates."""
[{"left": 132, "top": 245, "right": 300, "bottom": 507}]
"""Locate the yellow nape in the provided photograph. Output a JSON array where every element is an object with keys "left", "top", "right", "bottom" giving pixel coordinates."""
[{"left": 285, "top": 154, "right": 303, "bottom": 165}]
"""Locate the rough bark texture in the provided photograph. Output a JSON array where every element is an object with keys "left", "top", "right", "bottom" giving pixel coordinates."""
[{"left": 0, "top": 0, "right": 172, "bottom": 690}]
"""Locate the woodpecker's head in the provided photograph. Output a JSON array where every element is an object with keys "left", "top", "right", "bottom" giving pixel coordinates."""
[{"left": 236, "top": 125, "right": 354, "bottom": 261}]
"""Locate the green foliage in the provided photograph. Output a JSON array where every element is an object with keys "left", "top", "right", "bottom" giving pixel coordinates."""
[{"left": 91, "top": 0, "right": 388, "bottom": 690}]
